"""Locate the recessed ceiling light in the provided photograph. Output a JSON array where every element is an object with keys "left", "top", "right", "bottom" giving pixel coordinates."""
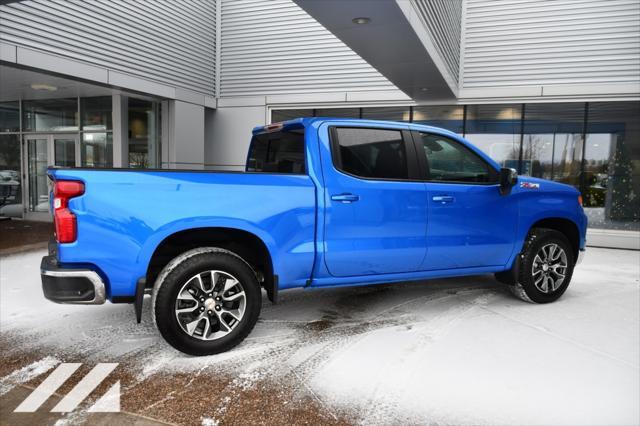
[
  {"left": 352, "top": 17, "right": 371, "bottom": 24},
  {"left": 420, "top": 87, "right": 429, "bottom": 92},
  {"left": 31, "top": 83, "right": 58, "bottom": 91}
]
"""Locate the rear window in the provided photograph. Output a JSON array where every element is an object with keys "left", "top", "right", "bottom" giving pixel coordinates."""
[{"left": 246, "top": 129, "right": 305, "bottom": 174}]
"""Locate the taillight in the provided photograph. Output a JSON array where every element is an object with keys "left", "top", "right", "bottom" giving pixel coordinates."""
[
  {"left": 53, "top": 180, "right": 85, "bottom": 243},
  {"left": 578, "top": 195, "right": 583, "bottom": 206}
]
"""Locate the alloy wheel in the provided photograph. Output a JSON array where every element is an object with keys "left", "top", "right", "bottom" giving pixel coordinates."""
[
  {"left": 531, "top": 243, "right": 568, "bottom": 294},
  {"left": 174, "top": 270, "right": 246, "bottom": 340}
]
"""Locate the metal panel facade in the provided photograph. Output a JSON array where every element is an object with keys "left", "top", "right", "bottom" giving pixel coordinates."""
[
  {"left": 0, "top": 0, "right": 215, "bottom": 95},
  {"left": 412, "top": 0, "right": 463, "bottom": 83},
  {"left": 462, "top": 0, "right": 640, "bottom": 90},
  {"left": 219, "top": 0, "right": 397, "bottom": 97}
]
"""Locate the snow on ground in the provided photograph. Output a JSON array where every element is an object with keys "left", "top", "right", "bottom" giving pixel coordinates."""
[{"left": 1, "top": 248, "right": 639, "bottom": 425}]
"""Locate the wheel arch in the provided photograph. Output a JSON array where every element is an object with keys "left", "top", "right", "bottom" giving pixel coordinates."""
[
  {"left": 528, "top": 217, "right": 580, "bottom": 262},
  {"left": 145, "top": 227, "right": 276, "bottom": 301}
]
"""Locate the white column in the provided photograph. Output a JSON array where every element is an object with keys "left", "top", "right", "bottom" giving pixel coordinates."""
[
  {"left": 111, "top": 94, "right": 128, "bottom": 168},
  {"left": 167, "top": 100, "right": 205, "bottom": 170}
]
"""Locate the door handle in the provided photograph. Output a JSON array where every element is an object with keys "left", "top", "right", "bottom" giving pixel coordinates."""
[
  {"left": 331, "top": 193, "right": 359, "bottom": 203},
  {"left": 432, "top": 195, "right": 455, "bottom": 204}
]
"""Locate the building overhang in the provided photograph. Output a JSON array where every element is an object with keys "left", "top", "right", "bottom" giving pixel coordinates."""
[{"left": 294, "top": 0, "right": 457, "bottom": 102}]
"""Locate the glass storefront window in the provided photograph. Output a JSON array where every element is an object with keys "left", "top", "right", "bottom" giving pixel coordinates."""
[
  {"left": 82, "top": 96, "right": 112, "bottom": 131},
  {"left": 315, "top": 108, "right": 360, "bottom": 118},
  {"left": 22, "top": 98, "right": 78, "bottom": 132},
  {"left": 412, "top": 105, "right": 464, "bottom": 134},
  {"left": 522, "top": 103, "right": 584, "bottom": 187},
  {"left": 0, "top": 134, "right": 22, "bottom": 218},
  {"left": 128, "top": 98, "right": 160, "bottom": 168},
  {"left": 584, "top": 102, "right": 640, "bottom": 230},
  {"left": 81, "top": 133, "right": 113, "bottom": 168},
  {"left": 55, "top": 138, "right": 76, "bottom": 167},
  {"left": 272, "top": 109, "right": 314, "bottom": 122},
  {"left": 0, "top": 101, "right": 20, "bottom": 132},
  {"left": 362, "top": 107, "right": 410, "bottom": 122},
  {"left": 465, "top": 104, "right": 522, "bottom": 168}
]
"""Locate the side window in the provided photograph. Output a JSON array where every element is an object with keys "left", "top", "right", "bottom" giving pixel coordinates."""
[
  {"left": 419, "top": 133, "right": 496, "bottom": 183},
  {"left": 333, "top": 128, "right": 408, "bottom": 180},
  {"left": 246, "top": 129, "right": 305, "bottom": 174}
]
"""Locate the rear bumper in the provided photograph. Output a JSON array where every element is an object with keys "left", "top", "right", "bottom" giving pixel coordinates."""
[{"left": 40, "top": 255, "right": 106, "bottom": 304}]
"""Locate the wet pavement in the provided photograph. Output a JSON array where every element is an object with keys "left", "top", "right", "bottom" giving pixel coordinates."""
[{"left": 1, "top": 248, "right": 638, "bottom": 425}]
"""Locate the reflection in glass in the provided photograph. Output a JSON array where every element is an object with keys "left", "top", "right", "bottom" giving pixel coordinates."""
[
  {"left": 129, "top": 98, "right": 160, "bottom": 168},
  {"left": 55, "top": 138, "right": 76, "bottom": 167},
  {"left": 465, "top": 104, "right": 522, "bottom": 168},
  {"left": 0, "top": 134, "right": 22, "bottom": 217},
  {"left": 82, "top": 97, "right": 112, "bottom": 130},
  {"left": 23, "top": 98, "right": 78, "bottom": 132},
  {"left": 0, "top": 101, "right": 20, "bottom": 132},
  {"left": 585, "top": 102, "right": 640, "bottom": 230},
  {"left": 315, "top": 108, "right": 359, "bottom": 118},
  {"left": 412, "top": 105, "right": 464, "bottom": 134},
  {"left": 362, "top": 107, "right": 410, "bottom": 122},
  {"left": 27, "top": 138, "right": 49, "bottom": 212},
  {"left": 81, "top": 133, "right": 113, "bottom": 168},
  {"left": 271, "top": 109, "right": 314, "bottom": 122},
  {"left": 522, "top": 103, "right": 584, "bottom": 188}
]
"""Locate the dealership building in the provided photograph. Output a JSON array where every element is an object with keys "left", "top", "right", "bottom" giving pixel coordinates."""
[{"left": 0, "top": 0, "right": 638, "bottom": 248}]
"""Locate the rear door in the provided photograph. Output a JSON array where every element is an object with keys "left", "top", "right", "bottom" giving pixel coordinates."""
[
  {"left": 321, "top": 125, "right": 427, "bottom": 277},
  {"left": 413, "top": 131, "right": 518, "bottom": 270}
]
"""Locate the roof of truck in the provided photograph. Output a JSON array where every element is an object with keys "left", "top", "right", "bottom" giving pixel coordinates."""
[{"left": 252, "top": 117, "right": 459, "bottom": 139}]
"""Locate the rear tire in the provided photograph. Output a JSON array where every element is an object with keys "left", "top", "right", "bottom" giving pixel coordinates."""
[
  {"left": 152, "top": 247, "right": 261, "bottom": 355},
  {"left": 507, "top": 228, "right": 575, "bottom": 304}
]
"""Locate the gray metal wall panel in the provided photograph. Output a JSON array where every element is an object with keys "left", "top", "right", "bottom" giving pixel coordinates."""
[
  {"left": 219, "top": 0, "right": 396, "bottom": 97},
  {"left": 412, "top": 0, "right": 463, "bottom": 82},
  {"left": 0, "top": 0, "right": 215, "bottom": 95},
  {"left": 462, "top": 0, "right": 640, "bottom": 89}
]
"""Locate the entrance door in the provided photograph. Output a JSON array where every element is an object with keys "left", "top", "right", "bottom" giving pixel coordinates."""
[{"left": 23, "top": 134, "right": 79, "bottom": 220}]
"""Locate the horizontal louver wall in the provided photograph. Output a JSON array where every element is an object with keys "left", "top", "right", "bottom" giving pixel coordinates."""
[
  {"left": 219, "top": 0, "right": 397, "bottom": 97},
  {"left": 413, "top": 0, "right": 463, "bottom": 83},
  {"left": 0, "top": 0, "right": 215, "bottom": 95},
  {"left": 462, "top": 0, "right": 640, "bottom": 89}
]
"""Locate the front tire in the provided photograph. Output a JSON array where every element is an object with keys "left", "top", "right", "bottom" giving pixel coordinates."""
[
  {"left": 152, "top": 248, "right": 261, "bottom": 355},
  {"left": 509, "top": 228, "right": 575, "bottom": 304}
]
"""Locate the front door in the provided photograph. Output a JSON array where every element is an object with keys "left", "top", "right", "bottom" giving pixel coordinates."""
[
  {"left": 414, "top": 131, "right": 518, "bottom": 270},
  {"left": 22, "top": 134, "right": 79, "bottom": 220},
  {"left": 321, "top": 125, "right": 427, "bottom": 277}
]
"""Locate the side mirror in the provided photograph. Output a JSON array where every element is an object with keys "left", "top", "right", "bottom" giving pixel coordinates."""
[{"left": 499, "top": 167, "right": 518, "bottom": 195}]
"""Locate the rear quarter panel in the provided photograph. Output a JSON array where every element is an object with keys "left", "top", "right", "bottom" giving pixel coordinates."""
[{"left": 49, "top": 169, "right": 316, "bottom": 299}]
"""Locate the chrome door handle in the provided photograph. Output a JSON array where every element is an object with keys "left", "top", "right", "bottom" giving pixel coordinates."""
[
  {"left": 432, "top": 195, "right": 455, "bottom": 204},
  {"left": 331, "top": 193, "right": 359, "bottom": 203}
]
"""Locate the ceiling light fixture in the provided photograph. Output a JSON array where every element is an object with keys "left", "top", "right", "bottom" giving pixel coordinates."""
[
  {"left": 352, "top": 17, "right": 371, "bottom": 25},
  {"left": 31, "top": 83, "right": 58, "bottom": 91},
  {"left": 420, "top": 87, "right": 429, "bottom": 92}
]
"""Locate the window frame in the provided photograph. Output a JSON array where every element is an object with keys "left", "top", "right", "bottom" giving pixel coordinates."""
[
  {"left": 245, "top": 128, "right": 307, "bottom": 175},
  {"left": 411, "top": 130, "right": 500, "bottom": 185},
  {"left": 329, "top": 126, "right": 421, "bottom": 182}
]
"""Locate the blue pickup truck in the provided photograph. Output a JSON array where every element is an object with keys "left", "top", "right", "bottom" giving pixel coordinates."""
[{"left": 41, "top": 118, "right": 587, "bottom": 355}]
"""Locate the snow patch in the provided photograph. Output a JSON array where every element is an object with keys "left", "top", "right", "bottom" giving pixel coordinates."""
[{"left": 0, "top": 356, "right": 60, "bottom": 396}]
